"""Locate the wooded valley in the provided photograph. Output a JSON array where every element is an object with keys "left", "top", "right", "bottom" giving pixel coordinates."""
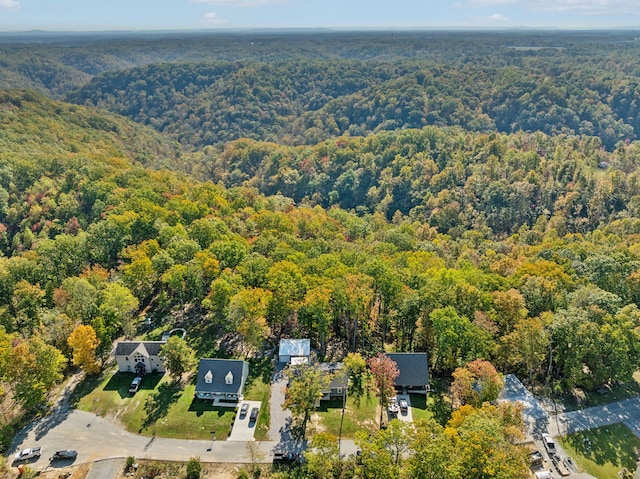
[{"left": 2, "top": 30, "right": 640, "bottom": 478}]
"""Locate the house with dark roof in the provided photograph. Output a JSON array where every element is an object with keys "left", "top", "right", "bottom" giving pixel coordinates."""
[
  {"left": 318, "top": 362, "right": 348, "bottom": 403},
  {"left": 386, "top": 352, "right": 429, "bottom": 394},
  {"left": 115, "top": 341, "right": 167, "bottom": 375},
  {"left": 278, "top": 338, "right": 311, "bottom": 364},
  {"left": 195, "top": 358, "right": 249, "bottom": 403}
]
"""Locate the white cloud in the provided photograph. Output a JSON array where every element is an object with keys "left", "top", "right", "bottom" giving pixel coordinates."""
[
  {"left": 191, "top": 0, "right": 285, "bottom": 6},
  {"left": 525, "top": 0, "right": 640, "bottom": 15},
  {"left": 463, "top": 0, "right": 640, "bottom": 15},
  {"left": 488, "top": 13, "right": 509, "bottom": 21},
  {"left": 201, "top": 12, "right": 230, "bottom": 26},
  {"left": 466, "top": 0, "right": 517, "bottom": 6},
  {"left": 0, "top": 0, "right": 20, "bottom": 11}
]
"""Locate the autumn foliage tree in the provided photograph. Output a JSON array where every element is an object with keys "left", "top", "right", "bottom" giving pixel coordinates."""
[
  {"left": 67, "top": 324, "right": 101, "bottom": 374},
  {"left": 367, "top": 353, "right": 399, "bottom": 428},
  {"left": 451, "top": 359, "right": 504, "bottom": 409}
]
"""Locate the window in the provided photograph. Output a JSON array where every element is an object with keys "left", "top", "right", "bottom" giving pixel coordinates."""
[{"left": 133, "top": 352, "right": 145, "bottom": 364}]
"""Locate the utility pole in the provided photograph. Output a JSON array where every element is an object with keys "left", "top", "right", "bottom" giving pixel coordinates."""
[{"left": 338, "top": 379, "right": 349, "bottom": 458}]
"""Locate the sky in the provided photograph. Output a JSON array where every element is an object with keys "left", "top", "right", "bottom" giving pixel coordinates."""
[{"left": 0, "top": 0, "right": 639, "bottom": 32}]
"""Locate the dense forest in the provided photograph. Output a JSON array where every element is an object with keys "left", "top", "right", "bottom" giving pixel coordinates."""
[{"left": 2, "top": 30, "right": 640, "bottom": 478}]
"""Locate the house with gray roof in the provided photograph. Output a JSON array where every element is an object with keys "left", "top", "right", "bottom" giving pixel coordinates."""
[
  {"left": 386, "top": 352, "right": 429, "bottom": 394},
  {"left": 278, "top": 338, "right": 311, "bottom": 364},
  {"left": 115, "top": 341, "right": 166, "bottom": 375},
  {"left": 195, "top": 358, "right": 249, "bottom": 404},
  {"left": 318, "top": 362, "right": 348, "bottom": 403}
]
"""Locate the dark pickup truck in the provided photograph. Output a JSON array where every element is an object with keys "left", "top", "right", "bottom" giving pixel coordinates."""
[{"left": 273, "top": 452, "right": 300, "bottom": 464}]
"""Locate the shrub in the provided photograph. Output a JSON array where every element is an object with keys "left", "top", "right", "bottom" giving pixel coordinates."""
[{"left": 186, "top": 456, "right": 201, "bottom": 479}]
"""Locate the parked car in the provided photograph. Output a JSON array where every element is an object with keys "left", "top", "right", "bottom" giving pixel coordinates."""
[
  {"left": 14, "top": 447, "right": 41, "bottom": 462},
  {"left": 273, "top": 451, "right": 300, "bottom": 464},
  {"left": 50, "top": 450, "right": 77, "bottom": 461},
  {"left": 530, "top": 450, "right": 544, "bottom": 466},
  {"left": 239, "top": 403, "right": 249, "bottom": 418},
  {"left": 399, "top": 398, "right": 408, "bottom": 412},
  {"left": 250, "top": 407, "right": 259, "bottom": 421},
  {"left": 534, "top": 471, "right": 557, "bottom": 479},
  {"left": 387, "top": 396, "right": 399, "bottom": 414},
  {"left": 542, "top": 433, "right": 556, "bottom": 455},
  {"left": 129, "top": 376, "right": 142, "bottom": 394}
]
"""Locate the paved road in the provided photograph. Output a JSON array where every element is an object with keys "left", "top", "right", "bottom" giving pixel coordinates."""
[
  {"left": 501, "top": 374, "right": 640, "bottom": 442},
  {"left": 550, "top": 396, "right": 640, "bottom": 438},
  {"left": 7, "top": 365, "right": 360, "bottom": 473},
  {"left": 8, "top": 409, "right": 279, "bottom": 471}
]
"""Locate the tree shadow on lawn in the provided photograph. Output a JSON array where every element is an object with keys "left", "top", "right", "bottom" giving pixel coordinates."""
[
  {"left": 68, "top": 372, "right": 105, "bottom": 407},
  {"left": 103, "top": 372, "right": 164, "bottom": 399},
  {"left": 565, "top": 425, "right": 640, "bottom": 471},
  {"left": 187, "top": 397, "right": 229, "bottom": 418},
  {"left": 141, "top": 381, "right": 182, "bottom": 431},
  {"left": 247, "top": 355, "right": 274, "bottom": 388}
]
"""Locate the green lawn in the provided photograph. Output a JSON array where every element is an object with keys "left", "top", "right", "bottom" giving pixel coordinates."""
[
  {"left": 313, "top": 395, "right": 380, "bottom": 438},
  {"left": 559, "top": 424, "right": 640, "bottom": 479},
  {"left": 243, "top": 356, "right": 273, "bottom": 441},
  {"left": 75, "top": 368, "right": 235, "bottom": 440},
  {"left": 409, "top": 393, "right": 434, "bottom": 423}
]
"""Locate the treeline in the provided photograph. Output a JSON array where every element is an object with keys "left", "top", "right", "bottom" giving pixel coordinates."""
[
  {"left": 0, "top": 92, "right": 639, "bottom": 423},
  {"left": 68, "top": 47, "right": 640, "bottom": 149},
  {"left": 1, "top": 30, "right": 628, "bottom": 95},
  {"left": 3, "top": 31, "right": 640, "bottom": 149}
]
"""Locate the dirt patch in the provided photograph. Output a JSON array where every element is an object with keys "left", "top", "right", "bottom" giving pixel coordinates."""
[
  {"left": 2, "top": 461, "right": 252, "bottom": 479},
  {"left": 133, "top": 461, "right": 257, "bottom": 479},
  {"left": 18, "top": 462, "right": 92, "bottom": 479},
  {"left": 308, "top": 412, "right": 326, "bottom": 435}
]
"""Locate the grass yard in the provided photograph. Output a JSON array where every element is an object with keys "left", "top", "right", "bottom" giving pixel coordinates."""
[
  {"left": 409, "top": 394, "right": 434, "bottom": 423},
  {"left": 313, "top": 395, "right": 379, "bottom": 438},
  {"left": 559, "top": 424, "right": 640, "bottom": 479},
  {"left": 74, "top": 368, "right": 235, "bottom": 440}
]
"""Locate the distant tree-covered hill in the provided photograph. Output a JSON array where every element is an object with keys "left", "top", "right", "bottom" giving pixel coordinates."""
[
  {"left": 0, "top": 89, "right": 183, "bottom": 171},
  {"left": 68, "top": 49, "right": 640, "bottom": 149},
  {"left": 2, "top": 31, "right": 639, "bottom": 149}
]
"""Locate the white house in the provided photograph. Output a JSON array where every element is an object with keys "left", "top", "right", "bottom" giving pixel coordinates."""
[
  {"left": 114, "top": 341, "right": 166, "bottom": 375},
  {"left": 278, "top": 338, "right": 311, "bottom": 364}
]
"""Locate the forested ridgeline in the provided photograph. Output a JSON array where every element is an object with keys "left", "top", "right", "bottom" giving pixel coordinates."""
[
  {"left": 65, "top": 34, "right": 640, "bottom": 149},
  {"left": 0, "top": 30, "right": 623, "bottom": 95},
  {"left": 0, "top": 90, "right": 639, "bottom": 427},
  {"left": 2, "top": 31, "right": 640, "bottom": 149}
]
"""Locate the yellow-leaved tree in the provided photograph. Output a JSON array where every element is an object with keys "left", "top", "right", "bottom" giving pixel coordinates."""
[{"left": 67, "top": 324, "right": 101, "bottom": 374}]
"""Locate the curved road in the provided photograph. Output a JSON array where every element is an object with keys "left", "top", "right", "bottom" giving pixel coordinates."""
[
  {"left": 7, "top": 370, "right": 358, "bottom": 472},
  {"left": 9, "top": 409, "right": 278, "bottom": 469}
]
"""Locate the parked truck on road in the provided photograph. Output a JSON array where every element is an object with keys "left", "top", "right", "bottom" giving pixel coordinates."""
[{"left": 14, "top": 447, "right": 41, "bottom": 462}]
